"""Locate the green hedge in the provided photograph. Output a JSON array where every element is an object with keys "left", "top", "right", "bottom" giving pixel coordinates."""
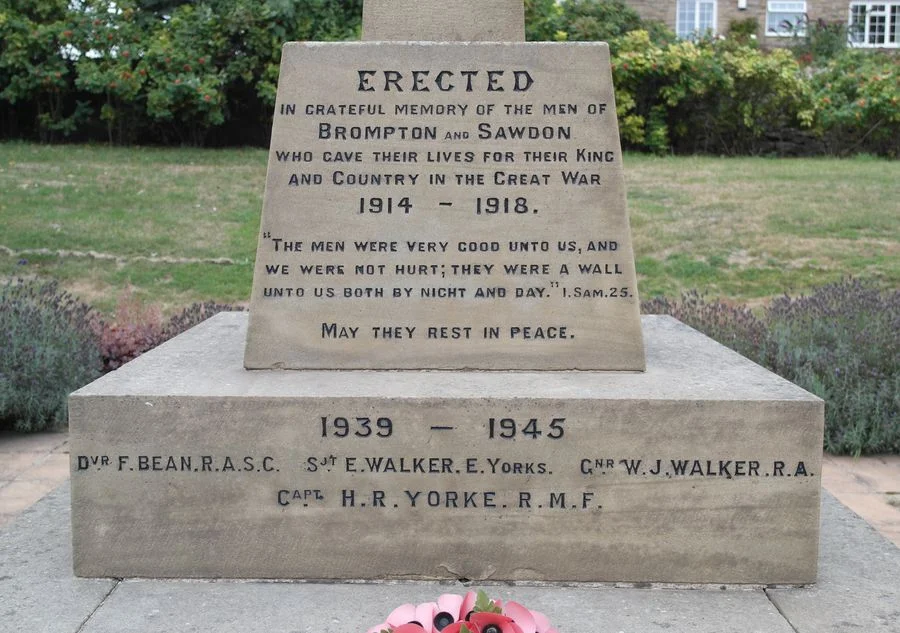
[
  {"left": 1, "top": 0, "right": 897, "bottom": 155},
  {"left": 611, "top": 30, "right": 899, "bottom": 156}
]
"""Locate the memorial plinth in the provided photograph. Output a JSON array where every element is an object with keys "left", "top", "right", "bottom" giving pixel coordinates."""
[
  {"left": 69, "top": 0, "right": 825, "bottom": 586},
  {"left": 70, "top": 313, "right": 823, "bottom": 583}
]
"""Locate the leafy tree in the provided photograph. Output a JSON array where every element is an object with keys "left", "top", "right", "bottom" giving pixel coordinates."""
[
  {"left": 136, "top": 3, "right": 227, "bottom": 145},
  {"left": 70, "top": 0, "right": 150, "bottom": 144},
  {"left": 0, "top": 0, "right": 87, "bottom": 140},
  {"left": 558, "top": 0, "right": 644, "bottom": 42},
  {"left": 525, "top": 0, "right": 563, "bottom": 41}
]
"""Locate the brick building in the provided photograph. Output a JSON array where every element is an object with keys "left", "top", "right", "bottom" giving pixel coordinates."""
[{"left": 622, "top": 1, "right": 899, "bottom": 48}]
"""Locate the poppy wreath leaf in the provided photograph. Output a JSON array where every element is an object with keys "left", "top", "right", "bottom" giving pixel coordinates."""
[{"left": 474, "top": 590, "right": 502, "bottom": 614}]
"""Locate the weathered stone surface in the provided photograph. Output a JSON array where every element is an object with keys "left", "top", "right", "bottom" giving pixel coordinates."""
[
  {"left": 363, "top": 0, "right": 525, "bottom": 41},
  {"left": 71, "top": 313, "right": 823, "bottom": 583},
  {"left": 244, "top": 42, "right": 645, "bottom": 370}
]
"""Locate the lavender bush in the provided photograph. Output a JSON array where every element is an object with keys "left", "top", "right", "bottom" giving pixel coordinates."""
[
  {"left": 767, "top": 280, "right": 899, "bottom": 455},
  {"left": 641, "top": 290, "right": 771, "bottom": 365},
  {"left": 644, "top": 280, "right": 899, "bottom": 455},
  {"left": 161, "top": 301, "right": 245, "bottom": 342},
  {"left": 0, "top": 280, "right": 101, "bottom": 432}
]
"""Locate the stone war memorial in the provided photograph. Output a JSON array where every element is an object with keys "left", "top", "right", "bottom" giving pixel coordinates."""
[{"left": 69, "top": 0, "right": 824, "bottom": 584}]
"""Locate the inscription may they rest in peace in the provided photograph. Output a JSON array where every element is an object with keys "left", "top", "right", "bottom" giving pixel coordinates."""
[{"left": 244, "top": 43, "right": 645, "bottom": 370}]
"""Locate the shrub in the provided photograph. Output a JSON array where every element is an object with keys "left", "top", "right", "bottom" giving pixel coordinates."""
[
  {"left": 643, "top": 280, "right": 900, "bottom": 456},
  {"left": 0, "top": 280, "right": 101, "bottom": 432},
  {"left": 161, "top": 301, "right": 245, "bottom": 341},
  {"left": 96, "top": 288, "right": 244, "bottom": 370},
  {"left": 555, "top": 0, "right": 674, "bottom": 50},
  {"left": 767, "top": 280, "right": 899, "bottom": 455},
  {"left": 727, "top": 17, "right": 760, "bottom": 46},
  {"left": 96, "top": 286, "right": 163, "bottom": 371},
  {"left": 642, "top": 290, "right": 771, "bottom": 365},
  {"left": 612, "top": 30, "right": 815, "bottom": 154},
  {"left": 791, "top": 19, "right": 850, "bottom": 63},
  {"left": 809, "top": 50, "right": 900, "bottom": 157}
]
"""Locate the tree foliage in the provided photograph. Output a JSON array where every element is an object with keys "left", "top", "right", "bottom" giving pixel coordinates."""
[
  {"left": 0, "top": 0, "right": 895, "bottom": 154},
  {"left": 0, "top": 0, "right": 363, "bottom": 144}
]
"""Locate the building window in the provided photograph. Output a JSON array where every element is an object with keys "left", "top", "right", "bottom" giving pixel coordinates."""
[
  {"left": 676, "top": 0, "right": 717, "bottom": 39},
  {"left": 850, "top": 3, "right": 900, "bottom": 47},
  {"left": 766, "top": 1, "right": 807, "bottom": 36}
]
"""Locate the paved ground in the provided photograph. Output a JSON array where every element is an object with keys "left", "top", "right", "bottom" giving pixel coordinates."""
[
  {"left": 2, "top": 431, "right": 899, "bottom": 632},
  {"left": 4, "top": 430, "right": 899, "bottom": 548},
  {"left": 822, "top": 453, "right": 900, "bottom": 546},
  {"left": 0, "top": 430, "right": 69, "bottom": 526},
  {"left": 2, "top": 482, "right": 898, "bottom": 632}
]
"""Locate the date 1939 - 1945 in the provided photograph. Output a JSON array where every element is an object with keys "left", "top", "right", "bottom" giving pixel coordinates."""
[{"left": 319, "top": 416, "right": 566, "bottom": 440}]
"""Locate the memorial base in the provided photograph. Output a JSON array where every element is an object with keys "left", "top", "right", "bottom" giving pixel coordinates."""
[{"left": 69, "top": 313, "right": 823, "bottom": 584}]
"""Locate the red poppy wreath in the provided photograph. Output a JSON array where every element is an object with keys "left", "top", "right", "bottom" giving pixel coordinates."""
[{"left": 367, "top": 590, "right": 558, "bottom": 633}]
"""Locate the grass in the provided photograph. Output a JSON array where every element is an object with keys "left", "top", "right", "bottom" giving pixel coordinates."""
[
  {"left": 626, "top": 153, "right": 900, "bottom": 303},
  {"left": 1, "top": 143, "right": 897, "bottom": 314},
  {"left": 0, "top": 143, "right": 260, "bottom": 313}
]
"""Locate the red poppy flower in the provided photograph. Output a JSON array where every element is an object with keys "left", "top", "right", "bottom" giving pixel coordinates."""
[
  {"left": 459, "top": 591, "right": 477, "bottom": 621},
  {"left": 386, "top": 604, "right": 417, "bottom": 628},
  {"left": 528, "top": 611, "right": 552, "bottom": 633},
  {"left": 470, "top": 613, "right": 524, "bottom": 633},
  {"left": 501, "top": 602, "right": 535, "bottom": 633},
  {"left": 441, "top": 622, "right": 478, "bottom": 633},
  {"left": 394, "top": 625, "right": 427, "bottom": 633}
]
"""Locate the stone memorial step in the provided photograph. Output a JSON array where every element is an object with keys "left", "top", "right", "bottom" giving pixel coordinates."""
[{"left": 70, "top": 313, "right": 823, "bottom": 583}]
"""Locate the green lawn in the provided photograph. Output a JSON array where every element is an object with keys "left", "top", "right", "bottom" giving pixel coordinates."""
[{"left": 1, "top": 143, "right": 897, "bottom": 314}]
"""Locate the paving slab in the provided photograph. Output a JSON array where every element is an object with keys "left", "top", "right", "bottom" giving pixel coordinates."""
[
  {"left": 822, "top": 454, "right": 900, "bottom": 548},
  {"left": 767, "top": 492, "right": 900, "bottom": 633},
  {"left": 0, "top": 430, "right": 68, "bottom": 454},
  {"left": 0, "top": 479, "right": 62, "bottom": 516},
  {"left": 0, "top": 433, "right": 71, "bottom": 527},
  {"left": 0, "top": 484, "right": 116, "bottom": 633},
  {"left": 79, "top": 582, "right": 792, "bottom": 633},
  {"left": 0, "top": 452, "right": 45, "bottom": 479},
  {"left": 2, "top": 484, "right": 898, "bottom": 633}
]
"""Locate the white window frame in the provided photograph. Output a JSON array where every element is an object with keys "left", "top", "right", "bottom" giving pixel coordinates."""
[
  {"left": 676, "top": 0, "right": 718, "bottom": 39},
  {"left": 766, "top": 1, "right": 808, "bottom": 36},
  {"left": 849, "top": 2, "right": 900, "bottom": 48}
]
